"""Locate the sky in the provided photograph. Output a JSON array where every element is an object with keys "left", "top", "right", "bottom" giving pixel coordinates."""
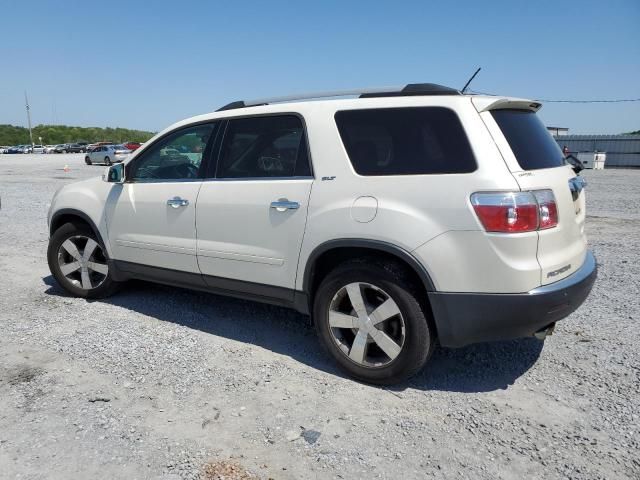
[{"left": 1, "top": 0, "right": 638, "bottom": 134}]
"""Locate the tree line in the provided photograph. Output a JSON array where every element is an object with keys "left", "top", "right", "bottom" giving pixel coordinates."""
[{"left": 0, "top": 124, "right": 155, "bottom": 145}]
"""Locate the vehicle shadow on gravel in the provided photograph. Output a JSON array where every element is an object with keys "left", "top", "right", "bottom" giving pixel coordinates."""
[{"left": 43, "top": 276, "right": 544, "bottom": 393}]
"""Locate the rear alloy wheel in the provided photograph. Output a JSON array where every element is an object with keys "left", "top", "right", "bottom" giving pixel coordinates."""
[
  {"left": 104, "top": 156, "right": 111, "bottom": 165},
  {"left": 328, "top": 283, "right": 406, "bottom": 367},
  {"left": 47, "top": 222, "right": 119, "bottom": 298},
  {"left": 85, "top": 156, "right": 92, "bottom": 165},
  {"left": 314, "top": 261, "right": 434, "bottom": 385}
]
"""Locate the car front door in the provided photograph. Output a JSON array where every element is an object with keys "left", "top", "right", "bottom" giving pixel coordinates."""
[
  {"left": 89, "top": 146, "right": 102, "bottom": 163},
  {"left": 104, "top": 122, "right": 218, "bottom": 273},
  {"left": 196, "top": 114, "right": 313, "bottom": 293}
]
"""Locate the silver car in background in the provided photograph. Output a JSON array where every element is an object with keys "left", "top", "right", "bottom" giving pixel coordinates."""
[{"left": 84, "top": 144, "right": 131, "bottom": 165}]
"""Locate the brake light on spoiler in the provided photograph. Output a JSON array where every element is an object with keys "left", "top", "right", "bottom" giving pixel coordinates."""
[{"left": 471, "top": 190, "right": 558, "bottom": 233}]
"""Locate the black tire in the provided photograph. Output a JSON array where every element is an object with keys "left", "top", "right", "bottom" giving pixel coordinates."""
[
  {"left": 104, "top": 156, "right": 111, "bottom": 165},
  {"left": 313, "top": 260, "right": 434, "bottom": 385},
  {"left": 47, "top": 222, "right": 120, "bottom": 299},
  {"left": 85, "top": 156, "right": 92, "bottom": 165}
]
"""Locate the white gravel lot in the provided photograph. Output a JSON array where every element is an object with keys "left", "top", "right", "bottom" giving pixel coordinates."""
[{"left": 0, "top": 154, "right": 638, "bottom": 480}]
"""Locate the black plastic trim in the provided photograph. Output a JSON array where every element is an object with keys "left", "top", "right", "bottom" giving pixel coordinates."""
[
  {"left": 112, "top": 260, "right": 310, "bottom": 314},
  {"left": 216, "top": 101, "right": 246, "bottom": 111},
  {"left": 428, "top": 251, "right": 597, "bottom": 348},
  {"left": 360, "top": 83, "right": 460, "bottom": 98},
  {"left": 217, "top": 83, "right": 460, "bottom": 110},
  {"left": 303, "top": 239, "right": 436, "bottom": 294},
  {"left": 49, "top": 209, "right": 106, "bottom": 247}
]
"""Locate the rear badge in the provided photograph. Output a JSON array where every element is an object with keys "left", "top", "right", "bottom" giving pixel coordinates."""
[{"left": 547, "top": 264, "right": 572, "bottom": 278}]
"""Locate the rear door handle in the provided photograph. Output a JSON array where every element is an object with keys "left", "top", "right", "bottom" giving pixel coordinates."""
[
  {"left": 167, "top": 197, "right": 189, "bottom": 208},
  {"left": 270, "top": 200, "right": 300, "bottom": 212}
]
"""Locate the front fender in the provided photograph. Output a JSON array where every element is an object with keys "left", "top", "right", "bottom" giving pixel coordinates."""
[{"left": 48, "top": 177, "right": 114, "bottom": 256}]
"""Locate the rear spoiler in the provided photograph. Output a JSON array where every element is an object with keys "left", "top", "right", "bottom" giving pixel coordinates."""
[{"left": 471, "top": 96, "right": 542, "bottom": 113}]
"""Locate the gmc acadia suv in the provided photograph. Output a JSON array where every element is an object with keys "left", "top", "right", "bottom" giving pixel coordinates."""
[{"left": 47, "top": 83, "right": 596, "bottom": 384}]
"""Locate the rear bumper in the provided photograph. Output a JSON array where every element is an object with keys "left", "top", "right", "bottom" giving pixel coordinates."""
[{"left": 428, "top": 251, "right": 597, "bottom": 348}]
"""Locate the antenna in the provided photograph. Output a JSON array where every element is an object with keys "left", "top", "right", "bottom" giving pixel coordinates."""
[
  {"left": 461, "top": 67, "right": 481, "bottom": 94},
  {"left": 24, "top": 91, "right": 34, "bottom": 147}
]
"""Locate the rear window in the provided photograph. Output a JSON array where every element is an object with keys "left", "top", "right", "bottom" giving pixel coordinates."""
[
  {"left": 335, "top": 107, "right": 476, "bottom": 176},
  {"left": 491, "top": 109, "right": 565, "bottom": 170}
]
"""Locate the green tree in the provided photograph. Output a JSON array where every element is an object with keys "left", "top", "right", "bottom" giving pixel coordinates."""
[{"left": 0, "top": 124, "right": 155, "bottom": 146}]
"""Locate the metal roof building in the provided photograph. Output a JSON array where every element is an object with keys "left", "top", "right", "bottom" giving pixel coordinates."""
[{"left": 554, "top": 135, "right": 640, "bottom": 168}]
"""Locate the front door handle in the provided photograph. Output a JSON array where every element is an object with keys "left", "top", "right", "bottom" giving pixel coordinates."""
[
  {"left": 270, "top": 200, "right": 300, "bottom": 212},
  {"left": 167, "top": 197, "right": 189, "bottom": 208}
]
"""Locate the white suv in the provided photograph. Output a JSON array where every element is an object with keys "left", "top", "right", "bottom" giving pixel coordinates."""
[{"left": 47, "top": 83, "right": 596, "bottom": 384}]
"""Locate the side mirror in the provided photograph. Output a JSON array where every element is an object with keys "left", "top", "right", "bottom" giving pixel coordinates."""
[{"left": 103, "top": 163, "right": 125, "bottom": 183}]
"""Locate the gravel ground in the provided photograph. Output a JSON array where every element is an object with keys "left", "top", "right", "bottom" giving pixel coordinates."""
[{"left": 0, "top": 154, "right": 638, "bottom": 480}]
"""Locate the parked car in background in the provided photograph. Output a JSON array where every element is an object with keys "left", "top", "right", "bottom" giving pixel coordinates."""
[
  {"left": 85, "top": 144, "right": 131, "bottom": 165},
  {"left": 124, "top": 141, "right": 142, "bottom": 151},
  {"left": 0, "top": 146, "right": 9, "bottom": 154},
  {"left": 87, "top": 141, "right": 114, "bottom": 153},
  {"left": 44, "top": 145, "right": 57, "bottom": 154},
  {"left": 52, "top": 144, "right": 68, "bottom": 153},
  {"left": 66, "top": 143, "right": 88, "bottom": 153},
  {"left": 7, "top": 145, "right": 26, "bottom": 154},
  {"left": 32, "top": 145, "right": 46, "bottom": 154}
]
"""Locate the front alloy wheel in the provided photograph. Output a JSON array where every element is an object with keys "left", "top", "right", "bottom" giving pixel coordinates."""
[
  {"left": 57, "top": 235, "right": 109, "bottom": 290},
  {"left": 47, "top": 222, "right": 119, "bottom": 298}
]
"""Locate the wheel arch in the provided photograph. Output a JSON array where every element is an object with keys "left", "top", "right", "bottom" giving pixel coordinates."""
[
  {"left": 303, "top": 239, "right": 436, "bottom": 298},
  {"left": 302, "top": 239, "right": 439, "bottom": 339},
  {"left": 49, "top": 209, "right": 107, "bottom": 248}
]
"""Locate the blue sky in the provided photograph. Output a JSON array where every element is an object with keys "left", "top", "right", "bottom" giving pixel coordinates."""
[{"left": 1, "top": 0, "right": 638, "bottom": 134}]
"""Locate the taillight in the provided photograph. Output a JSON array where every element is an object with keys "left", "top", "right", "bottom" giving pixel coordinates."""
[
  {"left": 532, "top": 190, "right": 558, "bottom": 229},
  {"left": 471, "top": 190, "right": 558, "bottom": 233}
]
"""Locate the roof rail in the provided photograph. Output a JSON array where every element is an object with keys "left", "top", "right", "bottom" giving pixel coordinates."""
[{"left": 216, "top": 83, "right": 460, "bottom": 111}]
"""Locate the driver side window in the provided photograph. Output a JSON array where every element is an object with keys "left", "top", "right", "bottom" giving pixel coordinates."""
[{"left": 129, "top": 123, "right": 217, "bottom": 182}]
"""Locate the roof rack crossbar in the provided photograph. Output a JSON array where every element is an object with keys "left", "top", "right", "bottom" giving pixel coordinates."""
[{"left": 216, "top": 83, "right": 460, "bottom": 111}]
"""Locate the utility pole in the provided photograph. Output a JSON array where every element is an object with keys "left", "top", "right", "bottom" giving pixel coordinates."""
[{"left": 24, "top": 91, "right": 34, "bottom": 148}]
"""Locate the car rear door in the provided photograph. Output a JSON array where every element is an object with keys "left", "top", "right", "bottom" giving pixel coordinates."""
[
  {"left": 195, "top": 114, "right": 313, "bottom": 293},
  {"left": 475, "top": 99, "right": 587, "bottom": 285}
]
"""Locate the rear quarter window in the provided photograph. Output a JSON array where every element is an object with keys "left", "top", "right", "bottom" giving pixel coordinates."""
[
  {"left": 335, "top": 107, "right": 476, "bottom": 176},
  {"left": 491, "top": 109, "right": 565, "bottom": 170}
]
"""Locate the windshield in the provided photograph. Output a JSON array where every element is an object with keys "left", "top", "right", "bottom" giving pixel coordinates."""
[{"left": 491, "top": 109, "right": 565, "bottom": 171}]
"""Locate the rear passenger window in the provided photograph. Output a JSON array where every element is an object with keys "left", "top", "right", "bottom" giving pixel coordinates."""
[
  {"left": 217, "top": 115, "right": 311, "bottom": 178},
  {"left": 491, "top": 109, "right": 565, "bottom": 170},
  {"left": 335, "top": 107, "right": 476, "bottom": 176}
]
